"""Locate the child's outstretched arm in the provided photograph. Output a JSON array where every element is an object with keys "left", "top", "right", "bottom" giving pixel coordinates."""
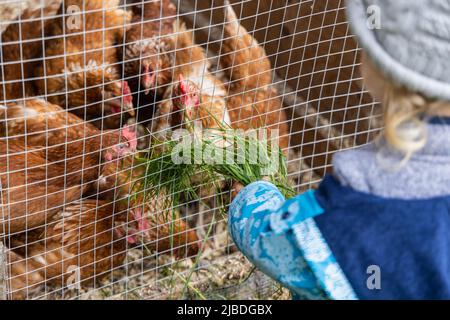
[{"left": 228, "top": 181, "right": 327, "bottom": 299}]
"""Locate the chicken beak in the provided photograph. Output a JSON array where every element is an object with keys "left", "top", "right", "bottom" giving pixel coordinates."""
[
  {"left": 142, "top": 72, "right": 156, "bottom": 95},
  {"left": 115, "top": 223, "right": 138, "bottom": 245},
  {"left": 105, "top": 152, "right": 113, "bottom": 162},
  {"left": 106, "top": 98, "right": 134, "bottom": 116},
  {"left": 124, "top": 101, "right": 135, "bottom": 117},
  {"left": 120, "top": 81, "right": 135, "bottom": 116},
  {"left": 127, "top": 235, "right": 137, "bottom": 244},
  {"left": 122, "top": 93, "right": 135, "bottom": 116}
]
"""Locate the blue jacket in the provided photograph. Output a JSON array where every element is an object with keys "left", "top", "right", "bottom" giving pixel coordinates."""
[{"left": 229, "top": 175, "right": 450, "bottom": 300}]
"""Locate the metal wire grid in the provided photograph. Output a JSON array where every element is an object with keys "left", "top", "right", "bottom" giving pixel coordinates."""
[{"left": 0, "top": 0, "right": 381, "bottom": 300}]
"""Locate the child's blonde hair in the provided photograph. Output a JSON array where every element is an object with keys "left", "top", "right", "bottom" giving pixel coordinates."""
[{"left": 361, "top": 53, "right": 450, "bottom": 161}]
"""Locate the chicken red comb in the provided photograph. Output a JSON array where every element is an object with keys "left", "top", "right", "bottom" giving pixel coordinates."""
[
  {"left": 178, "top": 74, "right": 188, "bottom": 95},
  {"left": 122, "top": 81, "right": 132, "bottom": 96},
  {"left": 122, "top": 81, "right": 133, "bottom": 105},
  {"left": 122, "top": 81, "right": 131, "bottom": 95}
]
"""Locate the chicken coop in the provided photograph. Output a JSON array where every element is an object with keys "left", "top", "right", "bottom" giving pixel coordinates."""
[{"left": 0, "top": 0, "right": 381, "bottom": 300}]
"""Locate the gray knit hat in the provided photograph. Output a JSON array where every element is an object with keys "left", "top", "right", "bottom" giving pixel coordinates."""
[{"left": 346, "top": 0, "right": 450, "bottom": 101}]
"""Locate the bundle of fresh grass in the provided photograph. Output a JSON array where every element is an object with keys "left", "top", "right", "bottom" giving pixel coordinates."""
[{"left": 135, "top": 120, "right": 296, "bottom": 209}]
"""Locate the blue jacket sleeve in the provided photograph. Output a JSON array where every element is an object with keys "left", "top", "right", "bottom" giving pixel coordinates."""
[{"left": 228, "top": 181, "right": 327, "bottom": 299}]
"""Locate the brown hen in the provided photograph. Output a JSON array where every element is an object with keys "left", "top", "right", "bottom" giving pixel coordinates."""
[
  {"left": 0, "top": 99, "right": 137, "bottom": 164},
  {"left": 150, "top": 20, "right": 231, "bottom": 137},
  {"left": 94, "top": 156, "right": 200, "bottom": 258},
  {"left": 122, "top": 0, "right": 176, "bottom": 97},
  {"left": 34, "top": 0, "right": 134, "bottom": 127},
  {"left": 0, "top": 1, "right": 61, "bottom": 103},
  {"left": 1, "top": 100, "right": 192, "bottom": 257},
  {"left": 0, "top": 100, "right": 137, "bottom": 234},
  {"left": 0, "top": 140, "right": 84, "bottom": 235},
  {"left": 221, "top": 1, "right": 289, "bottom": 152},
  {"left": 6, "top": 199, "right": 128, "bottom": 300}
]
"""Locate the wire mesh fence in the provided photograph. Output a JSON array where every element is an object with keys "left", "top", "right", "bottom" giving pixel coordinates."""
[{"left": 0, "top": 0, "right": 381, "bottom": 300}]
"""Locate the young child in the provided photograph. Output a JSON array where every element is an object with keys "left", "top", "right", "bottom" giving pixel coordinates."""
[{"left": 229, "top": 0, "right": 450, "bottom": 300}]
